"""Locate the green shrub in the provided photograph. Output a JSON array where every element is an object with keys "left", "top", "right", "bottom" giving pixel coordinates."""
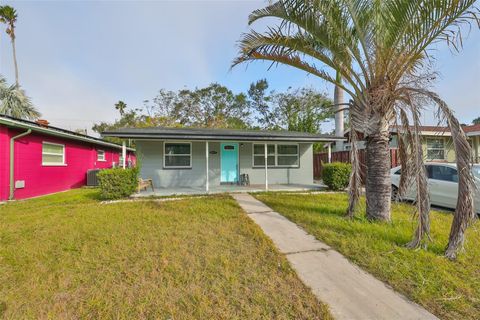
[
  {"left": 322, "top": 162, "right": 351, "bottom": 191},
  {"left": 97, "top": 167, "right": 139, "bottom": 200}
]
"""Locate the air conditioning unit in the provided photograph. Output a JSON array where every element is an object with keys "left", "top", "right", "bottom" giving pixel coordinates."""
[{"left": 86, "top": 169, "right": 101, "bottom": 186}]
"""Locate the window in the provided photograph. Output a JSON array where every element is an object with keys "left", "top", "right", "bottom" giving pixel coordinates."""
[
  {"left": 164, "top": 142, "right": 191, "bottom": 168},
  {"left": 42, "top": 142, "right": 65, "bottom": 166},
  {"left": 429, "top": 165, "right": 458, "bottom": 183},
  {"left": 253, "top": 144, "right": 275, "bottom": 167},
  {"left": 277, "top": 144, "right": 299, "bottom": 166},
  {"left": 252, "top": 143, "right": 299, "bottom": 168},
  {"left": 97, "top": 150, "right": 106, "bottom": 161},
  {"left": 426, "top": 138, "right": 445, "bottom": 160}
]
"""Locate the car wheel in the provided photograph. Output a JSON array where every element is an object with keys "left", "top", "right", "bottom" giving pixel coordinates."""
[{"left": 391, "top": 185, "right": 400, "bottom": 202}]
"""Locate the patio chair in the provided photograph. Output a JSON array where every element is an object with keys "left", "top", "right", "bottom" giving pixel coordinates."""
[
  {"left": 138, "top": 178, "right": 154, "bottom": 192},
  {"left": 240, "top": 173, "right": 250, "bottom": 186}
]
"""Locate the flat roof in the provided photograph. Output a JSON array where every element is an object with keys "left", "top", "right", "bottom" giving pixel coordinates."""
[
  {"left": 102, "top": 127, "right": 346, "bottom": 142},
  {"left": 0, "top": 114, "right": 135, "bottom": 151}
]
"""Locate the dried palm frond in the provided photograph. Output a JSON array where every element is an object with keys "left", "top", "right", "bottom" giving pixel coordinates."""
[
  {"left": 408, "top": 88, "right": 475, "bottom": 258},
  {"left": 346, "top": 100, "right": 364, "bottom": 218},
  {"left": 405, "top": 100, "right": 431, "bottom": 249}
]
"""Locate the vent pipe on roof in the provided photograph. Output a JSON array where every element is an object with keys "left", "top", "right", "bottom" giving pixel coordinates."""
[{"left": 36, "top": 119, "right": 49, "bottom": 127}]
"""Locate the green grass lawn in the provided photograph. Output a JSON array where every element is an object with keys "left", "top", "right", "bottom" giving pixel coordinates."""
[
  {"left": 254, "top": 192, "right": 480, "bottom": 320},
  {"left": 0, "top": 189, "right": 331, "bottom": 319}
]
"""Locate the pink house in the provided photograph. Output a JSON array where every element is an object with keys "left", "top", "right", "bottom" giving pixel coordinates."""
[{"left": 0, "top": 115, "right": 135, "bottom": 201}]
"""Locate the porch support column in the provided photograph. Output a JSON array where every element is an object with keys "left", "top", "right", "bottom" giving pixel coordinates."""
[
  {"left": 327, "top": 143, "right": 332, "bottom": 163},
  {"left": 122, "top": 141, "right": 126, "bottom": 169},
  {"left": 264, "top": 142, "right": 268, "bottom": 190},
  {"left": 205, "top": 141, "right": 209, "bottom": 193}
]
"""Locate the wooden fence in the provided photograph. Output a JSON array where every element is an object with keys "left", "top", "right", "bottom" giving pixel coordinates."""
[{"left": 314, "top": 149, "right": 399, "bottom": 180}]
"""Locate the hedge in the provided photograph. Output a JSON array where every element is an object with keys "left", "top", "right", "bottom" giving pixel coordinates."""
[
  {"left": 97, "top": 167, "right": 139, "bottom": 200},
  {"left": 322, "top": 162, "right": 352, "bottom": 191}
]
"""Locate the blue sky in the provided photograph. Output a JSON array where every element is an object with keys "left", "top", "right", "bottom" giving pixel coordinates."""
[{"left": 0, "top": 0, "right": 479, "bottom": 134}]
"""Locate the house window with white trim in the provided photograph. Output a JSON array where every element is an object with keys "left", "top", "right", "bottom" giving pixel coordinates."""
[
  {"left": 277, "top": 144, "right": 299, "bottom": 166},
  {"left": 252, "top": 143, "right": 299, "bottom": 168},
  {"left": 253, "top": 144, "right": 275, "bottom": 167},
  {"left": 164, "top": 142, "right": 191, "bottom": 168},
  {"left": 97, "top": 149, "right": 106, "bottom": 161},
  {"left": 426, "top": 138, "right": 445, "bottom": 160},
  {"left": 42, "top": 142, "right": 65, "bottom": 165}
]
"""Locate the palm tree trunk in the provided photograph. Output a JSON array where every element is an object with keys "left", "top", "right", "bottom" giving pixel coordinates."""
[
  {"left": 365, "top": 116, "right": 391, "bottom": 222},
  {"left": 11, "top": 37, "right": 19, "bottom": 86}
]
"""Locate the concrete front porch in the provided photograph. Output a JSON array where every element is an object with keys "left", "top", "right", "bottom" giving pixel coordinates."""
[{"left": 133, "top": 183, "right": 325, "bottom": 197}]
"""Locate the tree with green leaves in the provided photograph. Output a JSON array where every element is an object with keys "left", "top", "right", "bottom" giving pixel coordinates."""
[
  {"left": 472, "top": 117, "right": 480, "bottom": 125},
  {"left": 273, "top": 87, "right": 333, "bottom": 133},
  {"left": 233, "top": 0, "right": 479, "bottom": 259},
  {"left": 247, "top": 79, "right": 332, "bottom": 131},
  {"left": 248, "top": 79, "right": 275, "bottom": 128},
  {"left": 115, "top": 101, "right": 128, "bottom": 116},
  {"left": 0, "top": 5, "right": 19, "bottom": 86},
  {"left": 146, "top": 83, "right": 251, "bottom": 129},
  {"left": 0, "top": 76, "right": 40, "bottom": 120}
]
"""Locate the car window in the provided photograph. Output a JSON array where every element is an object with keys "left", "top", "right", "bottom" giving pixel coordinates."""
[
  {"left": 473, "top": 166, "right": 480, "bottom": 180},
  {"left": 429, "top": 165, "right": 458, "bottom": 183},
  {"left": 425, "top": 165, "right": 432, "bottom": 179},
  {"left": 394, "top": 168, "right": 401, "bottom": 175}
]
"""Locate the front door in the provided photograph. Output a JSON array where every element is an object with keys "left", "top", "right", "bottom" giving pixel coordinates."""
[{"left": 221, "top": 142, "right": 239, "bottom": 183}]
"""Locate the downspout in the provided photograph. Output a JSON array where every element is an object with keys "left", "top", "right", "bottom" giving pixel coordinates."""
[{"left": 9, "top": 129, "right": 32, "bottom": 200}]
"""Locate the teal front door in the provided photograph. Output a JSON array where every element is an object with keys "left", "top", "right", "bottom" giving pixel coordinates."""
[{"left": 221, "top": 143, "right": 239, "bottom": 183}]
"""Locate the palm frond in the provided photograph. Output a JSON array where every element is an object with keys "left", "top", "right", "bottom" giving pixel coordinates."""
[
  {"left": 407, "top": 88, "right": 476, "bottom": 258},
  {"left": 0, "top": 83, "right": 40, "bottom": 120}
]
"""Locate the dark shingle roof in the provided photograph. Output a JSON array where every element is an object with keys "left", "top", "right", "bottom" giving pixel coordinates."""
[{"left": 102, "top": 127, "right": 345, "bottom": 142}]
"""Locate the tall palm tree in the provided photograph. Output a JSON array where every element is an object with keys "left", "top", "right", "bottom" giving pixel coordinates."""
[
  {"left": 233, "top": 0, "right": 479, "bottom": 259},
  {"left": 0, "top": 76, "right": 40, "bottom": 120},
  {"left": 0, "top": 6, "right": 19, "bottom": 87}
]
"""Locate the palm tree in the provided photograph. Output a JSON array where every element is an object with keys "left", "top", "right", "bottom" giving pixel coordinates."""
[
  {"left": 0, "top": 76, "right": 40, "bottom": 120},
  {"left": 233, "top": 0, "right": 479, "bottom": 259},
  {"left": 0, "top": 6, "right": 19, "bottom": 87}
]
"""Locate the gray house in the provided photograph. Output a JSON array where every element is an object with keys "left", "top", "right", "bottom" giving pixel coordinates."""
[{"left": 103, "top": 127, "right": 344, "bottom": 194}]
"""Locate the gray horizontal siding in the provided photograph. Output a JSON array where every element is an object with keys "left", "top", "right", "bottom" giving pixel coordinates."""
[{"left": 136, "top": 140, "right": 313, "bottom": 188}]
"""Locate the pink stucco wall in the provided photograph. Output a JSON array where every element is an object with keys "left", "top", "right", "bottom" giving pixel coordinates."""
[
  {"left": 0, "top": 126, "right": 135, "bottom": 201},
  {"left": 0, "top": 126, "right": 10, "bottom": 201}
]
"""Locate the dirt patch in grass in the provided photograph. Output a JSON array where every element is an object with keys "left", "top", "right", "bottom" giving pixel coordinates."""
[
  {"left": 0, "top": 189, "right": 330, "bottom": 319},
  {"left": 254, "top": 192, "right": 480, "bottom": 320}
]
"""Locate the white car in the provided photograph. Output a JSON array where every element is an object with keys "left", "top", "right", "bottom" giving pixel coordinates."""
[{"left": 391, "top": 163, "right": 480, "bottom": 215}]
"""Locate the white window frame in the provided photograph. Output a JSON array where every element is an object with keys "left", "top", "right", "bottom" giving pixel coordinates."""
[
  {"left": 426, "top": 137, "right": 445, "bottom": 160},
  {"left": 42, "top": 142, "right": 66, "bottom": 166},
  {"left": 252, "top": 143, "right": 300, "bottom": 168},
  {"left": 97, "top": 149, "right": 106, "bottom": 162},
  {"left": 163, "top": 141, "right": 192, "bottom": 169}
]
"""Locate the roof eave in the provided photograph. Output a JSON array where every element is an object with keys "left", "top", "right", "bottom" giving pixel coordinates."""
[
  {"left": 101, "top": 132, "right": 346, "bottom": 142},
  {"left": 0, "top": 117, "right": 135, "bottom": 151}
]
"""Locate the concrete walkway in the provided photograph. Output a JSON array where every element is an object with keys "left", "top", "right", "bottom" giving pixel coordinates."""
[{"left": 232, "top": 193, "right": 438, "bottom": 320}]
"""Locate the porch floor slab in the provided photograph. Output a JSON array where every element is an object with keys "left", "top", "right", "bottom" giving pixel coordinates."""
[{"left": 133, "top": 183, "right": 325, "bottom": 197}]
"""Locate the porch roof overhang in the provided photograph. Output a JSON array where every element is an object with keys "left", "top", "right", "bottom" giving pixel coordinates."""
[{"left": 102, "top": 127, "right": 346, "bottom": 143}]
